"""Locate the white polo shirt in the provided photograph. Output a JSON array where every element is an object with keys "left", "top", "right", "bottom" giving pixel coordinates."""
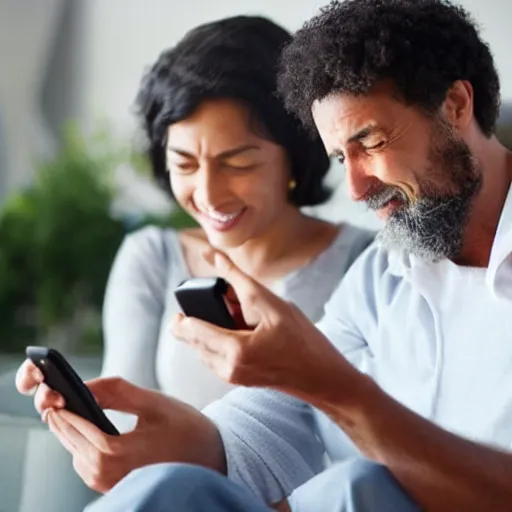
[{"left": 317, "top": 183, "right": 512, "bottom": 450}]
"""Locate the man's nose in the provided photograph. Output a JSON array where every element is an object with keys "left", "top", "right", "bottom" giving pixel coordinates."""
[{"left": 344, "top": 157, "right": 375, "bottom": 201}]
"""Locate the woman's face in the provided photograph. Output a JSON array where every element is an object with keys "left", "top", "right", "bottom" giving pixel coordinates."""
[{"left": 166, "top": 99, "right": 293, "bottom": 249}]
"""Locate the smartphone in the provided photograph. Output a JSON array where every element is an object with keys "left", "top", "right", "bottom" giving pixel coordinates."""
[
  {"left": 174, "top": 277, "right": 237, "bottom": 329},
  {"left": 26, "top": 346, "right": 119, "bottom": 436}
]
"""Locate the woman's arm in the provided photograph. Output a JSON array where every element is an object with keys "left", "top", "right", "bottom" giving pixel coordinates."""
[{"left": 101, "top": 227, "right": 169, "bottom": 390}]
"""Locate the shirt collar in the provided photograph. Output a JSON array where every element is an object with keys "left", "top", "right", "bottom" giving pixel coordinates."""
[
  {"left": 486, "top": 182, "right": 512, "bottom": 298},
  {"left": 387, "top": 183, "right": 512, "bottom": 298}
]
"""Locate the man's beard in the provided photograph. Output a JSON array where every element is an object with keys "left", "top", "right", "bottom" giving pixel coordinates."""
[{"left": 365, "top": 117, "right": 483, "bottom": 262}]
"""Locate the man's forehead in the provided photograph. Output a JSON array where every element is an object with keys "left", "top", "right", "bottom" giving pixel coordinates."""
[{"left": 312, "top": 90, "right": 407, "bottom": 144}]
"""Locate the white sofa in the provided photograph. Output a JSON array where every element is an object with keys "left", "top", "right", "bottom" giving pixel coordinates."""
[
  {"left": 0, "top": 415, "right": 98, "bottom": 512},
  {"left": 0, "top": 359, "right": 99, "bottom": 512}
]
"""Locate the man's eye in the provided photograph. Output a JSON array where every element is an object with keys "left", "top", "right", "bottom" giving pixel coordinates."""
[{"left": 366, "top": 141, "right": 386, "bottom": 151}]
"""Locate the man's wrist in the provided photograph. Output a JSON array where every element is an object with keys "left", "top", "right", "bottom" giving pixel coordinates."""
[
  {"left": 278, "top": 342, "right": 374, "bottom": 420},
  {"left": 307, "top": 359, "right": 374, "bottom": 418}
]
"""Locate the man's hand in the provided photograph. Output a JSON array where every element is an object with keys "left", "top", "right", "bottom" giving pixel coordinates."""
[
  {"left": 15, "top": 368, "right": 225, "bottom": 493},
  {"left": 171, "top": 251, "right": 361, "bottom": 400},
  {"left": 273, "top": 499, "right": 292, "bottom": 511}
]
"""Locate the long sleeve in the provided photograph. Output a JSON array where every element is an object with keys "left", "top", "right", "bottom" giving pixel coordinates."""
[
  {"left": 101, "top": 227, "right": 169, "bottom": 389},
  {"left": 99, "top": 227, "right": 171, "bottom": 431},
  {"left": 203, "top": 388, "right": 325, "bottom": 505}
]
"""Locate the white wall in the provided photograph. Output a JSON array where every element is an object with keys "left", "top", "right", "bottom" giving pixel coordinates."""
[
  {"left": 71, "top": 0, "right": 512, "bottom": 229},
  {"left": 77, "top": 0, "right": 329, "bottom": 139},
  {"left": 0, "top": 0, "right": 65, "bottom": 195},
  {"left": 75, "top": 0, "right": 512, "bottom": 132},
  {"left": 458, "top": 0, "right": 512, "bottom": 102},
  {"left": 2, "top": 0, "right": 512, "bottom": 227}
]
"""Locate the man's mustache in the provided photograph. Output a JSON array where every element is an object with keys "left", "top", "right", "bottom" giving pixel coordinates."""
[{"left": 363, "top": 185, "right": 409, "bottom": 211}]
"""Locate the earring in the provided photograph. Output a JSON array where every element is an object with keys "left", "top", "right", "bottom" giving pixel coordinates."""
[{"left": 288, "top": 179, "right": 297, "bottom": 191}]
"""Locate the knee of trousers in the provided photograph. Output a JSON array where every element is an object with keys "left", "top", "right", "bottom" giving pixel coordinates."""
[
  {"left": 136, "top": 463, "right": 229, "bottom": 506},
  {"left": 342, "top": 459, "right": 393, "bottom": 495},
  {"left": 288, "top": 458, "right": 418, "bottom": 512},
  {"left": 86, "top": 463, "right": 231, "bottom": 512},
  {"left": 337, "top": 458, "right": 419, "bottom": 511}
]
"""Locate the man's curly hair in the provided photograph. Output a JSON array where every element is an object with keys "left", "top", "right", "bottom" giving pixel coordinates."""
[{"left": 278, "top": 0, "right": 500, "bottom": 137}]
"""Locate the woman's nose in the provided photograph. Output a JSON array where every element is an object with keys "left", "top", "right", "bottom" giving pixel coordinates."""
[{"left": 192, "top": 165, "right": 228, "bottom": 210}]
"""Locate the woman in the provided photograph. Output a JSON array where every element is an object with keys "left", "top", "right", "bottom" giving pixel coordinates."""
[{"left": 100, "top": 15, "right": 374, "bottom": 415}]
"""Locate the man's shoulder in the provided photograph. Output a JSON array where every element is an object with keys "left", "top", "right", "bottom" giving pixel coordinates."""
[
  {"left": 344, "top": 240, "right": 402, "bottom": 284},
  {"left": 337, "top": 240, "right": 411, "bottom": 317},
  {"left": 318, "top": 241, "right": 415, "bottom": 348}
]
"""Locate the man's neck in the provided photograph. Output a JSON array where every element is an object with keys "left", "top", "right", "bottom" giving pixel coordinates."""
[{"left": 457, "top": 138, "right": 512, "bottom": 267}]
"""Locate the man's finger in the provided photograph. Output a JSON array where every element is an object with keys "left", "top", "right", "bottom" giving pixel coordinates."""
[
  {"left": 224, "top": 286, "right": 250, "bottom": 329},
  {"left": 212, "top": 251, "right": 281, "bottom": 321},
  {"left": 171, "top": 313, "right": 244, "bottom": 354},
  {"left": 213, "top": 251, "right": 264, "bottom": 302}
]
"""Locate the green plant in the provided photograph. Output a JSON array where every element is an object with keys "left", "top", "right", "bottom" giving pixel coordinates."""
[{"left": 0, "top": 124, "right": 195, "bottom": 353}]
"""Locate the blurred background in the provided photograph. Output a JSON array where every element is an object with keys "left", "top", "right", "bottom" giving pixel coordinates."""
[{"left": 1, "top": 0, "right": 512, "bottom": 510}]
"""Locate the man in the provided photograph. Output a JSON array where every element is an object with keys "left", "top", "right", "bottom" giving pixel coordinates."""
[{"left": 16, "top": 0, "right": 512, "bottom": 510}]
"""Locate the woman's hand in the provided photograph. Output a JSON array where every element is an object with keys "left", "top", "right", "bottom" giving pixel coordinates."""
[
  {"left": 15, "top": 369, "right": 225, "bottom": 493},
  {"left": 15, "top": 359, "right": 64, "bottom": 418}
]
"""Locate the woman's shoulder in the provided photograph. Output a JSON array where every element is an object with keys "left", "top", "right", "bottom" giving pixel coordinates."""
[
  {"left": 280, "top": 222, "right": 375, "bottom": 322},
  {"left": 124, "top": 224, "right": 178, "bottom": 246},
  {"left": 319, "top": 222, "right": 376, "bottom": 271},
  {"left": 122, "top": 225, "right": 182, "bottom": 261},
  {"left": 113, "top": 225, "right": 188, "bottom": 283},
  {"left": 337, "top": 222, "right": 376, "bottom": 253}
]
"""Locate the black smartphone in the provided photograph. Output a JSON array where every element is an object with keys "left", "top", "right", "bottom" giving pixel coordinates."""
[
  {"left": 174, "top": 277, "right": 237, "bottom": 329},
  {"left": 26, "top": 346, "right": 119, "bottom": 436}
]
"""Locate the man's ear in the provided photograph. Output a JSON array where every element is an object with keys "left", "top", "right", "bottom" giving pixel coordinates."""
[{"left": 441, "top": 80, "right": 474, "bottom": 131}]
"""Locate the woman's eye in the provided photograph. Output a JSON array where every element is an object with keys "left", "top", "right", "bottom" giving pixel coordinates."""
[
  {"left": 170, "top": 162, "right": 197, "bottom": 173},
  {"left": 224, "top": 162, "right": 257, "bottom": 170}
]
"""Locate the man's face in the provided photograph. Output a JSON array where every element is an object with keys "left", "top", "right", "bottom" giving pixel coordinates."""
[{"left": 312, "top": 88, "right": 482, "bottom": 261}]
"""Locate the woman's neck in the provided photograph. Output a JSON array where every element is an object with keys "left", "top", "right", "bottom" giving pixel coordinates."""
[{"left": 223, "top": 206, "right": 338, "bottom": 285}]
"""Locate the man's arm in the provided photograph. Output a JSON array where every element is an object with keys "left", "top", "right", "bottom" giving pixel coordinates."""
[
  {"left": 173, "top": 248, "right": 512, "bottom": 510},
  {"left": 295, "top": 370, "right": 512, "bottom": 511},
  {"left": 292, "top": 247, "right": 512, "bottom": 511},
  {"left": 291, "top": 247, "right": 512, "bottom": 511}
]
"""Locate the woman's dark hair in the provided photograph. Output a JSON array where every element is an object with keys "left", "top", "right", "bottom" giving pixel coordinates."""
[
  {"left": 135, "top": 15, "right": 331, "bottom": 206},
  {"left": 278, "top": 0, "right": 501, "bottom": 137}
]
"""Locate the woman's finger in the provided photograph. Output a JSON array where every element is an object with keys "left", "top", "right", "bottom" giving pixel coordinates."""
[
  {"left": 15, "top": 359, "right": 44, "bottom": 395},
  {"left": 47, "top": 409, "right": 80, "bottom": 454},
  {"left": 35, "top": 383, "right": 65, "bottom": 415}
]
